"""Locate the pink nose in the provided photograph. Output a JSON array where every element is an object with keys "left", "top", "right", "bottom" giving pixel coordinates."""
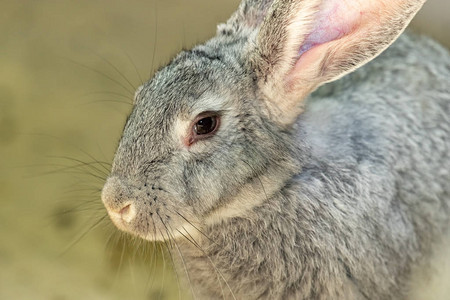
[
  {"left": 116, "top": 202, "right": 135, "bottom": 222},
  {"left": 101, "top": 177, "right": 137, "bottom": 224},
  {"left": 119, "top": 203, "right": 131, "bottom": 216}
]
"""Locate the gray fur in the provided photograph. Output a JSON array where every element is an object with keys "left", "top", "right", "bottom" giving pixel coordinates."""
[{"left": 101, "top": 1, "right": 450, "bottom": 299}]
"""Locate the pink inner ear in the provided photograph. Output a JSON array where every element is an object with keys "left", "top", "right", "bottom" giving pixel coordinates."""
[
  {"left": 298, "top": 24, "right": 348, "bottom": 56},
  {"left": 298, "top": 0, "right": 364, "bottom": 57}
]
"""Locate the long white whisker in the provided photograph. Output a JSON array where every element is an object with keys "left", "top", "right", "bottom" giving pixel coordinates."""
[
  {"left": 158, "top": 214, "right": 197, "bottom": 300},
  {"left": 180, "top": 226, "right": 237, "bottom": 300},
  {"left": 176, "top": 228, "right": 226, "bottom": 300},
  {"left": 158, "top": 228, "right": 182, "bottom": 300}
]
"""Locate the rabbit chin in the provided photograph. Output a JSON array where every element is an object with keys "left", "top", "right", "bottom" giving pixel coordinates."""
[
  {"left": 108, "top": 213, "right": 200, "bottom": 242},
  {"left": 140, "top": 222, "right": 200, "bottom": 242}
]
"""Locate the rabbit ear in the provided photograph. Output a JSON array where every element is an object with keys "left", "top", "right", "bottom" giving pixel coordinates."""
[
  {"left": 251, "top": 0, "right": 426, "bottom": 125},
  {"left": 222, "top": 0, "right": 275, "bottom": 32}
]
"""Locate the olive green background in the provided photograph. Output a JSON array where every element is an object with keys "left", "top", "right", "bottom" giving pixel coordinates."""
[{"left": 1, "top": 1, "right": 448, "bottom": 299}]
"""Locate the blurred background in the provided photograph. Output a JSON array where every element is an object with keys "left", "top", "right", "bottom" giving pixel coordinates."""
[{"left": 0, "top": 1, "right": 448, "bottom": 299}]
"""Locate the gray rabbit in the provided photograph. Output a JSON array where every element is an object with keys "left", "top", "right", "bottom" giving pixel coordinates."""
[{"left": 101, "top": 0, "right": 450, "bottom": 299}]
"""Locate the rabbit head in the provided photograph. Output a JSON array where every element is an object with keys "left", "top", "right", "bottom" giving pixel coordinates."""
[{"left": 101, "top": 0, "right": 425, "bottom": 241}]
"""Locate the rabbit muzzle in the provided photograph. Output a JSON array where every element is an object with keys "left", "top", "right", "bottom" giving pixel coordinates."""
[{"left": 102, "top": 176, "right": 199, "bottom": 241}]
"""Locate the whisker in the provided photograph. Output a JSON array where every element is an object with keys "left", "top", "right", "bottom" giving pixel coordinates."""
[
  {"left": 128, "top": 254, "right": 138, "bottom": 297},
  {"left": 178, "top": 226, "right": 237, "bottom": 300},
  {"left": 80, "top": 90, "right": 133, "bottom": 100},
  {"left": 149, "top": 0, "right": 158, "bottom": 78},
  {"left": 158, "top": 213, "right": 197, "bottom": 300},
  {"left": 158, "top": 229, "right": 183, "bottom": 300},
  {"left": 123, "top": 50, "right": 144, "bottom": 85},
  {"left": 145, "top": 241, "right": 158, "bottom": 295},
  {"left": 170, "top": 233, "right": 197, "bottom": 300},
  {"left": 27, "top": 168, "right": 106, "bottom": 181},
  {"left": 50, "top": 206, "right": 102, "bottom": 219},
  {"left": 145, "top": 218, "right": 159, "bottom": 294},
  {"left": 48, "top": 155, "right": 111, "bottom": 174},
  {"left": 60, "top": 56, "right": 134, "bottom": 95},
  {"left": 61, "top": 186, "right": 102, "bottom": 195},
  {"left": 54, "top": 194, "right": 103, "bottom": 206},
  {"left": 103, "top": 229, "right": 118, "bottom": 255},
  {"left": 59, "top": 214, "right": 108, "bottom": 256},
  {"left": 113, "top": 236, "right": 127, "bottom": 287},
  {"left": 93, "top": 52, "right": 137, "bottom": 92},
  {"left": 77, "top": 99, "right": 133, "bottom": 107},
  {"left": 182, "top": 16, "right": 186, "bottom": 49},
  {"left": 29, "top": 161, "right": 109, "bottom": 178},
  {"left": 166, "top": 231, "right": 186, "bottom": 300},
  {"left": 53, "top": 194, "right": 102, "bottom": 205},
  {"left": 94, "top": 141, "right": 109, "bottom": 172},
  {"left": 164, "top": 207, "right": 238, "bottom": 260},
  {"left": 176, "top": 229, "right": 225, "bottom": 300},
  {"left": 167, "top": 208, "right": 225, "bottom": 251},
  {"left": 158, "top": 241, "right": 167, "bottom": 300},
  {"left": 20, "top": 133, "right": 112, "bottom": 173}
]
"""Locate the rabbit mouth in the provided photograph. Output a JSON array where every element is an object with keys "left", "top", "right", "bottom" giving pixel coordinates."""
[{"left": 102, "top": 176, "right": 200, "bottom": 241}]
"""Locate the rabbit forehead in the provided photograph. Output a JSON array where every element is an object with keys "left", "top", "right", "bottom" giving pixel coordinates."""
[
  {"left": 137, "top": 61, "right": 235, "bottom": 137},
  {"left": 113, "top": 51, "right": 244, "bottom": 174},
  {"left": 135, "top": 47, "right": 245, "bottom": 135}
]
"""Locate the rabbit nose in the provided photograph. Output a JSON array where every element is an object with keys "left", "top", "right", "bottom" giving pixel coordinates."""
[
  {"left": 102, "top": 177, "right": 137, "bottom": 223},
  {"left": 118, "top": 203, "right": 136, "bottom": 222}
]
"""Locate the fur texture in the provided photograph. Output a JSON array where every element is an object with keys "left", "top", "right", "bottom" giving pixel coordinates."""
[{"left": 101, "top": 0, "right": 450, "bottom": 299}]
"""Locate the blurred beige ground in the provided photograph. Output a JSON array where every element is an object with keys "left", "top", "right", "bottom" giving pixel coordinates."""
[{"left": 0, "top": 1, "right": 448, "bottom": 299}]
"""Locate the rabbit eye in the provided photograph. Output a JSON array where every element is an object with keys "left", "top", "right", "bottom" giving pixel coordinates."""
[
  {"left": 195, "top": 116, "right": 218, "bottom": 135},
  {"left": 187, "top": 112, "right": 220, "bottom": 146}
]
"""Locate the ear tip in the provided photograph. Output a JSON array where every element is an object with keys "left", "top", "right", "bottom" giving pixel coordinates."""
[
  {"left": 216, "top": 23, "right": 235, "bottom": 36},
  {"left": 225, "top": 0, "right": 275, "bottom": 30}
]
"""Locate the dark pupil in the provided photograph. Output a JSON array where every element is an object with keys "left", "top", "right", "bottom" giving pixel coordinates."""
[{"left": 195, "top": 116, "right": 216, "bottom": 135}]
